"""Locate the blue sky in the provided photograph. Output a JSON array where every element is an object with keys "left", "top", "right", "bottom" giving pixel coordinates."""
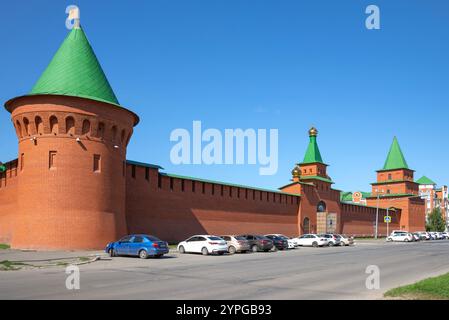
[{"left": 1, "top": 0, "right": 448, "bottom": 192}]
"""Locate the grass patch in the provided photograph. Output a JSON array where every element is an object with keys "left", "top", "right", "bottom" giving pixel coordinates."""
[
  {"left": 0, "top": 244, "right": 10, "bottom": 250},
  {"left": 0, "top": 260, "right": 29, "bottom": 271},
  {"left": 79, "top": 257, "right": 90, "bottom": 262},
  {"left": 56, "top": 261, "right": 69, "bottom": 266},
  {"left": 168, "top": 245, "right": 178, "bottom": 250},
  {"left": 385, "top": 272, "right": 449, "bottom": 300}
]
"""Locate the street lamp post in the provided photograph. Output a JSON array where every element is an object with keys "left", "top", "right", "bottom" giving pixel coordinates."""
[
  {"left": 375, "top": 188, "right": 383, "bottom": 239},
  {"left": 386, "top": 207, "right": 389, "bottom": 237}
]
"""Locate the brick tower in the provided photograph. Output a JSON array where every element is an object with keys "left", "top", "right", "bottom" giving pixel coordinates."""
[
  {"left": 366, "top": 137, "right": 425, "bottom": 231},
  {"left": 4, "top": 23, "right": 139, "bottom": 249}
]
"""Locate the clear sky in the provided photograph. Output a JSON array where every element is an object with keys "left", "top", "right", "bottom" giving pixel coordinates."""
[{"left": 1, "top": 0, "right": 448, "bottom": 193}]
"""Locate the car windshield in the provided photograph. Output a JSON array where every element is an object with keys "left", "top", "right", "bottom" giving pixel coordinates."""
[
  {"left": 256, "top": 236, "right": 269, "bottom": 240},
  {"left": 234, "top": 236, "right": 246, "bottom": 240},
  {"left": 208, "top": 236, "right": 223, "bottom": 241}
]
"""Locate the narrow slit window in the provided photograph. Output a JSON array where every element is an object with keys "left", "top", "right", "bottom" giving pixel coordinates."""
[
  {"left": 131, "top": 165, "right": 136, "bottom": 178},
  {"left": 145, "top": 167, "right": 149, "bottom": 181},
  {"left": 20, "top": 153, "right": 24, "bottom": 171},
  {"left": 93, "top": 154, "right": 101, "bottom": 173},
  {"left": 49, "top": 151, "right": 57, "bottom": 169}
]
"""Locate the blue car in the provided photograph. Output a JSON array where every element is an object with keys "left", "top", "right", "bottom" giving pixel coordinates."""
[{"left": 105, "top": 234, "right": 169, "bottom": 259}]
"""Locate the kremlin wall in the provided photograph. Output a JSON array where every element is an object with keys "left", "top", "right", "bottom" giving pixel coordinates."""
[{"left": 0, "top": 22, "right": 425, "bottom": 249}]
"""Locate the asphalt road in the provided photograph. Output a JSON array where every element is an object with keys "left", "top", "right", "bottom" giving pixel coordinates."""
[{"left": 1, "top": 240, "right": 449, "bottom": 300}]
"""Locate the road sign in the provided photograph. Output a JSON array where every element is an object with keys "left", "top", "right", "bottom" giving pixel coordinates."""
[{"left": 384, "top": 216, "right": 391, "bottom": 223}]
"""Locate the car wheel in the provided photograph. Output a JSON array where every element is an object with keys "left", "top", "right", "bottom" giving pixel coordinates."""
[
  {"left": 201, "top": 247, "right": 209, "bottom": 256},
  {"left": 328, "top": 242, "right": 334, "bottom": 247},
  {"left": 404, "top": 239, "right": 409, "bottom": 242},
  {"left": 139, "top": 250, "right": 149, "bottom": 259},
  {"left": 179, "top": 245, "right": 185, "bottom": 254},
  {"left": 312, "top": 241, "right": 318, "bottom": 247},
  {"left": 109, "top": 249, "right": 116, "bottom": 257},
  {"left": 252, "top": 245, "right": 259, "bottom": 253},
  {"left": 228, "top": 246, "right": 237, "bottom": 254}
]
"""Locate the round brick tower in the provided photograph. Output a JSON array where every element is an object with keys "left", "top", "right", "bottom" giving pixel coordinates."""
[{"left": 4, "top": 24, "right": 139, "bottom": 249}]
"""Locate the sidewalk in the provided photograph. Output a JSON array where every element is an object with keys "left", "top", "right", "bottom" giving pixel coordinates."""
[
  {"left": 0, "top": 249, "right": 109, "bottom": 270},
  {"left": 0, "top": 249, "right": 106, "bottom": 262}
]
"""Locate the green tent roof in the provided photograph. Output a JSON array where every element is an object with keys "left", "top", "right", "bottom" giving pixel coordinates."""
[
  {"left": 416, "top": 176, "right": 436, "bottom": 185},
  {"left": 301, "top": 135, "right": 324, "bottom": 164},
  {"left": 30, "top": 26, "right": 119, "bottom": 105},
  {"left": 382, "top": 137, "right": 409, "bottom": 170}
]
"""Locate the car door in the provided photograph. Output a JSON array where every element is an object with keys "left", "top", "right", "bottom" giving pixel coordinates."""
[
  {"left": 128, "top": 235, "right": 145, "bottom": 256},
  {"left": 297, "top": 235, "right": 307, "bottom": 246},
  {"left": 245, "top": 235, "right": 255, "bottom": 247},
  {"left": 116, "top": 236, "right": 132, "bottom": 255},
  {"left": 184, "top": 236, "right": 198, "bottom": 253},
  {"left": 306, "top": 235, "right": 316, "bottom": 246},
  {"left": 195, "top": 236, "right": 207, "bottom": 253}
]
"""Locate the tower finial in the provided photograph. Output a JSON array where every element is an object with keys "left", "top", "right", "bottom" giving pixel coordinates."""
[
  {"left": 66, "top": 5, "right": 81, "bottom": 30},
  {"left": 308, "top": 127, "right": 318, "bottom": 137}
]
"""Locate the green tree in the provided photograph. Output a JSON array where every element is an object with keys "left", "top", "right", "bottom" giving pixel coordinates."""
[{"left": 426, "top": 208, "right": 446, "bottom": 232}]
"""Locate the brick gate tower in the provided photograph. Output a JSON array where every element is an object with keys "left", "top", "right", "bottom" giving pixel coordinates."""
[{"left": 4, "top": 22, "right": 139, "bottom": 249}]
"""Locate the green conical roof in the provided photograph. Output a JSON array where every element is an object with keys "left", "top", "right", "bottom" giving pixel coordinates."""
[
  {"left": 382, "top": 137, "right": 409, "bottom": 170},
  {"left": 301, "top": 129, "right": 324, "bottom": 164},
  {"left": 416, "top": 176, "right": 436, "bottom": 185},
  {"left": 30, "top": 26, "right": 119, "bottom": 105}
]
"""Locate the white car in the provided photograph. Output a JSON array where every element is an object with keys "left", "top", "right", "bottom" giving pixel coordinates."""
[
  {"left": 177, "top": 235, "right": 228, "bottom": 255},
  {"left": 265, "top": 234, "right": 297, "bottom": 249},
  {"left": 294, "top": 234, "right": 329, "bottom": 247},
  {"left": 386, "top": 232, "right": 413, "bottom": 242},
  {"left": 336, "top": 234, "right": 354, "bottom": 246}
]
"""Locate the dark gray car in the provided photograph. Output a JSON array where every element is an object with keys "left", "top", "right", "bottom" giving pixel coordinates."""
[{"left": 239, "top": 234, "right": 274, "bottom": 252}]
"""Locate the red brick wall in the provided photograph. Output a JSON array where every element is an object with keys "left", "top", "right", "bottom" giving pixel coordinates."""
[
  {"left": 340, "top": 202, "right": 400, "bottom": 237},
  {"left": 366, "top": 196, "right": 425, "bottom": 232},
  {"left": 0, "top": 160, "right": 19, "bottom": 244},
  {"left": 125, "top": 165, "right": 301, "bottom": 243}
]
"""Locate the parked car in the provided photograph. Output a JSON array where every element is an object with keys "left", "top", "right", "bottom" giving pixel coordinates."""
[
  {"left": 335, "top": 234, "right": 354, "bottom": 246},
  {"left": 265, "top": 234, "right": 297, "bottom": 249},
  {"left": 265, "top": 235, "right": 289, "bottom": 250},
  {"left": 411, "top": 233, "right": 421, "bottom": 241},
  {"left": 429, "top": 232, "right": 438, "bottom": 240},
  {"left": 386, "top": 232, "right": 413, "bottom": 242},
  {"left": 391, "top": 230, "right": 409, "bottom": 235},
  {"left": 105, "top": 234, "right": 169, "bottom": 259},
  {"left": 220, "top": 235, "right": 250, "bottom": 254},
  {"left": 437, "top": 232, "right": 447, "bottom": 240},
  {"left": 177, "top": 235, "right": 228, "bottom": 256},
  {"left": 416, "top": 231, "right": 429, "bottom": 240},
  {"left": 442, "top": 232, "right": 449, "bottom": 239},
  {"left": 318, "top": 234, "right": 341, "bottom": 246},
  {"left": 294, "top": 234, "right": 329, "bottom": 247},
  {"left": 239, "top": 234, "right": 274, "bottom": 252}
]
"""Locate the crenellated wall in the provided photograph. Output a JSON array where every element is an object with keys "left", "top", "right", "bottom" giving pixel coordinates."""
[
  {"left": 0, "top": 160, "right": 19, "bottom": 244},
  {"left": 125, "top": 163, "right": 301, "bottom": 243}
]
